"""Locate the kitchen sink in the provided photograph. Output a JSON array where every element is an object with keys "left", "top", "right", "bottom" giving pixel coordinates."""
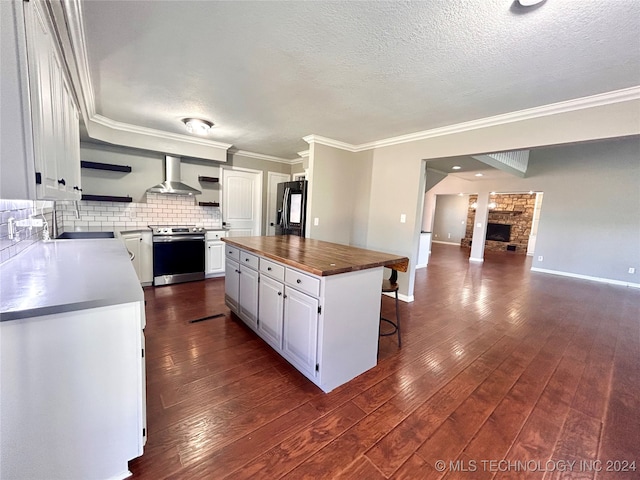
[{"left": 56, "top": 231, "right": 115, "bottom": 239}]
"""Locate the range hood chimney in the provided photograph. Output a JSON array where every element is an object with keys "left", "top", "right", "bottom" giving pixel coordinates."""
[{"left": 147, "top": 155, "right": 201, "bottom": 196}]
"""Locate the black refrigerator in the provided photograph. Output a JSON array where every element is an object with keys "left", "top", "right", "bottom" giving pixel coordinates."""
[{"left": 275, "top": 180, "right": 308, "bottom": 236}]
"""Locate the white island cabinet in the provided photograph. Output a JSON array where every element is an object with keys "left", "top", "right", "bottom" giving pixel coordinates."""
[
  {"left": 0, "top": 239, "right": 146, "bottom": 480},
  {"left": 222, "top": 236, "right": 408, "bottom": 392}
]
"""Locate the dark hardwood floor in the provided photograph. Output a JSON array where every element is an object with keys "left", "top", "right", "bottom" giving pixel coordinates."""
[{"left": 129, "top": 243, "right": 639, "bottom": 479}]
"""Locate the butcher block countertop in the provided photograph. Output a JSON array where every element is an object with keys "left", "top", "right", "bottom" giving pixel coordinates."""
[{"left": 222, "top": 235, "right": 409, "bottom": 277}]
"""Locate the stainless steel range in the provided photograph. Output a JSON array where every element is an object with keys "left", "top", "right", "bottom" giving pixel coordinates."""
[{"left": 149, "top": 225, "right": 206, "bottom": 286}]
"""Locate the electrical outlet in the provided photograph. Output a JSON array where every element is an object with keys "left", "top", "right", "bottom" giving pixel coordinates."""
[
  {"left": 313, "top": 217, "right": 319, "bottom": 226},
  {"left": 447, "top": 233, "right": 451, "bottom": 239},
  {"left": 538, "top": 256, "right": 543, "bottom": 262},
  {"left": 629, "top": 267, "right": 636, "bottom": 274},
  {"left": 16, "top": 218, "right": 44, "bottom": 227},
  {"left": 400, "top": 214, "right": 406, "bottom": 223}
]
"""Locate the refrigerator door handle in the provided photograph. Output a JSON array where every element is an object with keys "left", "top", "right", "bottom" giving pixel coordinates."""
[{"left": 282, "top": 187, "right": 290, "bottom": 229}]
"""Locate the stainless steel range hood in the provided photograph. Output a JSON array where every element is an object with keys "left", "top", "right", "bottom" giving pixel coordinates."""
[{"left": 147, "top": 155, "right": 201, "bottom": 195}]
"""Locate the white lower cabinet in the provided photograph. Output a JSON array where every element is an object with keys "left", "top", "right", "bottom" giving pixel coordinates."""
[
  {"left": 282, "top": 286, "right": 319, "bottom": 378},
  {"left": 225, "top": 258, "right": 240, "bottom": 312},
  {"left": 257, "top": 274, "right": 284, "bottom": 349},
  {"left": 0, "top": 302, "right": 146, "bottom": 480},
  {"left": 238, "top": 263, "right": 259, "bottom": 330},
  {"left": 121, "top": 231, "right": 152, "bottom": 285},
  {"left": 206, "top": 241, "right": 225, "bottom": 275},
  {"left": 205, "top": 230, "right": 227, "bottom": 276}
]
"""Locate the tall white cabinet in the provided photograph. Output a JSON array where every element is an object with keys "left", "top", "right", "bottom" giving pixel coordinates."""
[{"left": 1, "top": 0, "right": 81, "bottom": 200}]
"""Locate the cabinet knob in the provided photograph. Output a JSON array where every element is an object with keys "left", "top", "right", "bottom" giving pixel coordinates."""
[
  {"left": 58, "top": 178, "right": 66, "bottom": 186},
  {"left": 245, "top": 258, "right": 250, "bottom": 262},
  {"left": 296, "top": 279, "right": 302, "bottom": 284},
  {"left": 278, "top": 292, "right": 282, "bottom": 296},
  {"left": 283, "top": 294, "right": 287, "bottom": 299},
  {"left": 267, "top": 267, "right": 272, "bottom": 271}
]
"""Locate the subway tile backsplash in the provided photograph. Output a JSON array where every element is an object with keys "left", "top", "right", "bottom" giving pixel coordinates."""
[
  {"left": 0, "top": 194, "right": 221, "bottom": 265},
  {"left": 0, "top": 199, "right": 54, "bottom": 264},
  {"left": 58, "top": 193, "right": 222, "bottom": 233}
]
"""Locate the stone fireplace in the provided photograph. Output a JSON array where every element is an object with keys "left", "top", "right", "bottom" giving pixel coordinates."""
[{"left": 461, "top": 193, "right": 536, "bottom": 254}]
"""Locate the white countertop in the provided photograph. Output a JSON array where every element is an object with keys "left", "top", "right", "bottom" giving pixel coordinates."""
[{"left": 0, "top": 239, "right": 144, "bottom": 321}]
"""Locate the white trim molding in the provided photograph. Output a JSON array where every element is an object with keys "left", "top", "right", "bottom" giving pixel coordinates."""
[
  {"left": 230, "top": 149, "right": 297, "bottom": 165},
  {"left": 383, "top": 291, "right": 414, "bottom": 303},
  {"left": 303, "top": 86, "right": 640, "bottom": 154},
  {"left": 531, "top": 267, "right": 640, "bottom": 289},
  {"left": 432, "top": 240, "right": 461, "bottom": 246}
]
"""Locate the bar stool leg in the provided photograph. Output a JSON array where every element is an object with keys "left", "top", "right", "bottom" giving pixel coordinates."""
[{"left": 395, "top": 289, "right": 401, "bottom": 347}]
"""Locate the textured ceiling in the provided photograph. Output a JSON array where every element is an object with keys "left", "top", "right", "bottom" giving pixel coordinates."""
[{"left": 80, "top": 0, "right": 640, "bottom": 159}]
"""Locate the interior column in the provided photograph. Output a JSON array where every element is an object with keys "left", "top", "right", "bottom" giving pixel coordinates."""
[{"left": 469, "top": 192, "right": 489, "bottom": 262}]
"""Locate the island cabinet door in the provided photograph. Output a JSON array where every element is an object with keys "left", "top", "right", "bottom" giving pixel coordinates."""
[
  {"left": 238, "top": 265, "right": 259, "bottom": 330},
  {"left": 258, "top": 275, "right": 284, "bottom": 349},
  {"left": 282, "top": 286, "right": 319, "bottom": 378},
  {"left": 225, "top": 259, "right": 240, "bottom": 312}
]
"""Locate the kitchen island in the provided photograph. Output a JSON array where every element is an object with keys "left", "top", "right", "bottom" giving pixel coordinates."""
[{"left": 222, "top": 235, "right": 408, "bottom": 392}]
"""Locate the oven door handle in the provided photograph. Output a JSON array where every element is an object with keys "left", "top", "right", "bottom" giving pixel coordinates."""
[{"left": 153, "top": 235, "right": 205, "bottom": 242}]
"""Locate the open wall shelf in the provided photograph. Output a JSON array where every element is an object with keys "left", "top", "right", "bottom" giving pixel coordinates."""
[
  {"left": 81, "top": 161, "right": 132, "bottom": 173},
  {"left": 198, "top": 176, "right": 219, "bottom": 183},
  {"left": 81, "top": 194, "right": 132, "bottom": 203}
]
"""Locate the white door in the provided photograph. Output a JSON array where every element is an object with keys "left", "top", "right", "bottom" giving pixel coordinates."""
[
  {"left": 266, "top": 172, "right": 290, "bottom": 235},
  {"left": 222, "top": 168, "right": 262, "bottom": 237}
]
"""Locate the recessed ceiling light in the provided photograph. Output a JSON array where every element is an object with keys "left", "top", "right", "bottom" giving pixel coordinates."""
[
  {"left": 475, "top": 173, "right": 484, "bottom": 177},
  {"left": 452, "top": 166, "right": 461, "bottom": 170},
  {"left": 182, "top": 118, "right": 213, "bottom": 135}
]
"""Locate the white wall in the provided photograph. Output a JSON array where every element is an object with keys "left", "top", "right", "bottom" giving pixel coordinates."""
[
  {"left": 307, "top": 143, "right": 372, "bottom": 245},
  {"left": 432, "top": 194, "right": 469, "bottom": 245}
]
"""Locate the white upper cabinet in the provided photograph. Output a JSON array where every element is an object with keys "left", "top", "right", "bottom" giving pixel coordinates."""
[{"left": 0, "top": 0, "right": 81, "bottom": 200}]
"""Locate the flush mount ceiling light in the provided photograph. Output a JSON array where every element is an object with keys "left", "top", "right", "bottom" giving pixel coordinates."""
[
  {"left": 182, "top": 118, "right": 213, "bottom": 135},
  {"left": 452, "top": 165, "right": 461, "bottom": 170},
  {"left": 518, "top": 0, "right": 545, "bottom": 6},
  {"left": 475, "top": 173, "right": 484, "bottom": 177}
]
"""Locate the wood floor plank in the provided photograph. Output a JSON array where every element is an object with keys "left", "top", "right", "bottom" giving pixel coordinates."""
[
  {"left": 221, "top": 401, "right": 366, "bottom": 479},
  {"left": 365, "top": 335, "right": 519, "bottom": 476},
  {"left": 280, "top": 402, "right": 406, "bottom": 479},
  {"left": 127, "top": 244, "right": 640, "bottom": 479}
]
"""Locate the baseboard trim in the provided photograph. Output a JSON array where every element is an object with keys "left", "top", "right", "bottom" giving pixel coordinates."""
[
  {"left": 432, "top": 241, "right": 461, "bottom": 246},
  {"left": 469, "top": 257, "right": 484, "bottom": 263},
  {"left": 383, "top": 291, "right": 414, "bottom": 303},
  {"left": 531, "top": 267, "right": 640, "bottom": 289}
]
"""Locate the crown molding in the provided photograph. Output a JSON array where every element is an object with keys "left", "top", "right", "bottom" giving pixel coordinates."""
[
  {"left": 297, "top": 150, "right": 310, "bottom": 158},
  {"left": 304, "top": 86, "right": 640, "bottom": 153},
  {"left": 303, "top": 135, "right": 358, "bottom": 152},
  {"left": 61, "top": 0, "right": 96, "bottom": 119},
  {"left": 89, "top": 114, "right": 232, "bottom": 149},
  {"left": 230, "top": 149, "right": 297, "bottom": 164}
]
